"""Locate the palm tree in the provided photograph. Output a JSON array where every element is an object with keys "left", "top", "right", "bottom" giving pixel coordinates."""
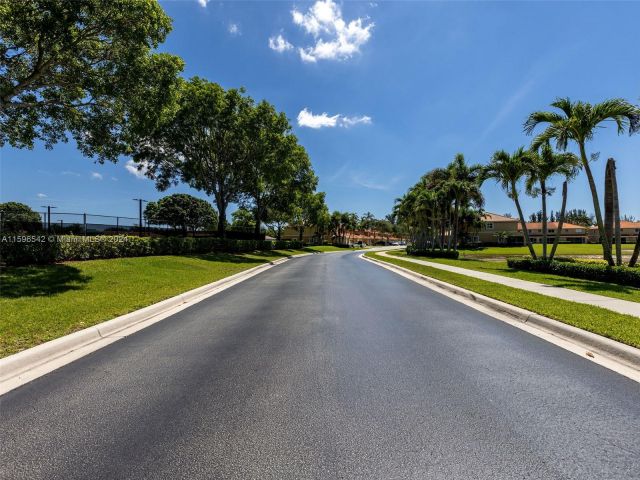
[
  {"left": 525, "top": 141, "right": 579, "bottom": 260},
  {"left": 524, "top": 97, "right": 640, "bottom": 266},
  {"left": 484, "top": 148, "right": 537, "bottom": 259},
  {"left": 446, "top": 154, "right": 484, "bottom": 251}
]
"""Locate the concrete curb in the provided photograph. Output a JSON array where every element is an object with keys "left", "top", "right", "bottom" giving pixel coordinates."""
[
  {"left": 361, "top": 253, "right": 640, "bottom": 373},
  {"left": 0, "top": 257, "right": 290, "bottom": 389}
]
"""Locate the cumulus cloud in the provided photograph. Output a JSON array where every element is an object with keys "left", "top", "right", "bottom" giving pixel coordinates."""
[
  {"left": 297, "top": 108, "right": 372, "bottom": 129},
  {"left": 125, "top": 160, "right": 149, "bottom": 179},
  {"left": 228, "top": 23, "right": 240, "bottom": 35},
  {"left": 37, "top": 193, "right": 47, "bottom": 198},
  {"left": 90, "top": 172, "right": 103, "bottom": 180},
  {"left": 290, "top": 0, "right": 374, "bottom": 62},
  {"left": 197, "top": 0, "right": 208, "bottom": 7},
  {"left": 269, "top": 34, "right": 293, "bottom": 53}
]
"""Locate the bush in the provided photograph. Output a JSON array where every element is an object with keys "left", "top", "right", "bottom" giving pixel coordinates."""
[
  {"left": 406, "top": 246, "right": 460, "bottom": 259},
  {"left": 0, "top": 235, "right": 305, "bottom": 266},
  {"left": 507, "top": 258, "right": 640, "bottom": 288}
]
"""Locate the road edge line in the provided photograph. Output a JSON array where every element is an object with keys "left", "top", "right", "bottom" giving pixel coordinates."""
[
  {"left": 360, "top": 253, "right": 640, "bottom": 382},
  {"left": 0, "top": 257, "right": 292, "bottom": 395}
]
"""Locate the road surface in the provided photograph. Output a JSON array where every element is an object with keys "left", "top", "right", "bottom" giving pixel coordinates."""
[{"left": 1, "top": 252, "right": 639, "bottom": 479}]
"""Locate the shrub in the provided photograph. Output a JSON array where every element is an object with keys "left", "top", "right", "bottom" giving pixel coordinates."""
[
  {"left": 507, "top": 258, "right": 640, "bottom": 288},
  {"left": 406, "top": 246, "right": 460, "bottom": 259},
  {"left": 0, "top": 235, "right": 305, "bottom": 266}
]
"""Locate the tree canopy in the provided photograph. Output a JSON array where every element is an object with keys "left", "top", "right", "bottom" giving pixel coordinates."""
[
  {"left": 0, "top": 0, "right": 184, "bottom": 161},
  {"left": 144, "top": 194, "right": 217, "bottom": 234},
  {"left": 0, "top": 201, "right": 41, "bottom": 231}
]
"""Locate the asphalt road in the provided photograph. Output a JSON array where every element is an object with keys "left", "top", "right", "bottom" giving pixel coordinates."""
[{"left": 1, "top": 252, "right": 639, "bottom": 480}]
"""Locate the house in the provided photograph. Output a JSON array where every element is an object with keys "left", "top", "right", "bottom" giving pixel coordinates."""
[
  {"left": 519, "top": 222, "right": 588, "bottom": 244},
  {"left": 588, "top": 221, "right": 640, "bottom": 244},
  {"left": 477, "top": 213, "right": 521, "bottom": 244}
]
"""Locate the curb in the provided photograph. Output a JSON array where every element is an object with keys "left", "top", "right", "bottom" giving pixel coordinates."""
[
  {"left": 361, "top": 254, "right": 640, "bottom": 373},
  {"left": 0, "top": 257, "right": 291, "bottom": 390}
]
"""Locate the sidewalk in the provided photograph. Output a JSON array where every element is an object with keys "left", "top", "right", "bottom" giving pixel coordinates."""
[{"left": 378, "top": 251, "right": 640, "bottom": 318}]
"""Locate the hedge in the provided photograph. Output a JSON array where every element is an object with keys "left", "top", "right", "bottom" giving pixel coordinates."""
[
  {"left": 507, "top": 258, "right": 640, "bottom": 288},
  {"left": 406, "top": 246, "right": 460, "bottom": 259},
  {"left": 0, "top": 234, "right": 304, "bottom": 266}
]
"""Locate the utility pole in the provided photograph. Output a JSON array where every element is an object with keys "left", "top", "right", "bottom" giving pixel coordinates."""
[
  {"left": 133, "top": 199, "right": 148, "bottom": 237},
  {"left": 40, "top": 205, "right": 57, "bottom": 233}
]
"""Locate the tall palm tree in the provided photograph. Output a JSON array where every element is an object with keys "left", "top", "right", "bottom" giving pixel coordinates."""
[
  {"left": 525, "top": 142, "right": 579, "bottom": 260},
  {"left": 524, "top": 97, "right": 640, "bottom": 266},
  {"left": 484, "top": 148, "right": 537, "bottom": 259}
]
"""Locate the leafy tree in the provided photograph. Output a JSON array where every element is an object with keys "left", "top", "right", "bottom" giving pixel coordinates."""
[
  {"left": 240, "top": 100, "right": 316, "bottom": 237},
  {"left": 0, "top": 201, "right": 41, "bottom": 231},
  {"left": 446, "top": 153, "right": 484, "bottom": 250},
  {"left": 525, "top": 141, "right": 579, "bottom": 260},
  {"left": 132, "top": 78, "right": 250, "bottom": 237},
  {"left": 483, "top": 148, "right": 537, "bottom": 258},
  {"left": 0, "top": 0, "right": 184, "bottom": 161},
  {"left": 144, "top": 194, "right": 217, "bottom": 234},
  {"left": 230, "top": 207, "right": 255, "bottom": 230},
  {"left": 564, "top": 209, "right": 593, "bottom": 227},
  {"left": 289, "top": 191, "right": 327, "bottom": 242},
  {"left": 524, "top": 97, "right": 640, "bottom": 265}
]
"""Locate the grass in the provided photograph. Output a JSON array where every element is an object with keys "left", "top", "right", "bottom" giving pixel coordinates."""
[
  {"left": 457, "top": 243, "right": 634, "bottom": 258},
  {"left": 388, "top": 251, "right": 640, "bottom": 304},
  {"left": 0, "top": 249, "right": 322, "bottom": 358},
  {"left": 366, "top": 252, "right": 640, "bottom": 349}
]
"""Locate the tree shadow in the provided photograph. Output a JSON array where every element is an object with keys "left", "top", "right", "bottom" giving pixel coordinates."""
[
  {"left": 1, "top": 264, "right": 91, "bottom": 298},
  {"left": 185, "top": 251, "right": 287, "bottom": 264}
]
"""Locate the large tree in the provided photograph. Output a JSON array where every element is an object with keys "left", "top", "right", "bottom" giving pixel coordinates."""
[
  {"left": 240, "top": 100, "right": 316, "bottom": 237},
  {"left": 0, "top": 201, "right": 41, "bottom": 231},
  {"left": 289, "top": 191, "right": 327, "bottom": 242},
  {"left": 0, "top": 0, "right": 184, "bottom": 161},
  {"left": 445, "top": 153, "right": 483, "bottom": 250},
  {"left": 132, "top": 78, "right": 250, "bottom": 237},
  {"left": 524, "top": 97, "right": 640, "bottom": 265},
  {"left": 144, "top": 194, "right": 217, "bottom": 235}
]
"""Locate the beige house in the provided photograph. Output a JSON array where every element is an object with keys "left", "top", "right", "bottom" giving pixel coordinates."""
[
  {"left": 280, "top": 226, "right": 401, "bottom": 245},
  {"left": 588, "top": 221, "right": 640, "bottom": 244},
  {"left": 477, "top": 213, "right": 521, "bottom": 244},
  {"left": 519, "top": 222, "right": 588, "bottom": 244}
]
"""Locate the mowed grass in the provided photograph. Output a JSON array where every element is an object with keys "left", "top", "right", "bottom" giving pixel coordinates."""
[
  {"left": 0, "top": 250, "right": 314, "bottom": 357},
  {"left": 458, "top": 243, "right": 634, "bottom": 258},
  {"left": 388, "top": 251, "right": 640, "bottom": 304},
  {"left": 366, "top": 252, "right": 640, "bottom": 349}
]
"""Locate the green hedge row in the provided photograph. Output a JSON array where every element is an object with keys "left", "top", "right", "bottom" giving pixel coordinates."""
[
  {"left": 507, "top": 258, "right": 640, "bottom": 288},
  {"left": 0, "top": 235, "right": 304, "bottom": 266},
  {"left": 406, "top": 247, "right": 460, "bottom": 259}
]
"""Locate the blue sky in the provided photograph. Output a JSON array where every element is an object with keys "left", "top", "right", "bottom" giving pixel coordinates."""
[{"left": 2, "top": 0, "right": 639, "bottom": 222}]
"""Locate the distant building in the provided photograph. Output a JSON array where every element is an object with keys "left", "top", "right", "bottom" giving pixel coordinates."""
[{"left": 588, "top": 221, "right": 640, "bottom": 244}]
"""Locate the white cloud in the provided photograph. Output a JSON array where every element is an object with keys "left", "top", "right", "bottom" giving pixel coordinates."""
[
  {"left": 197, "top": 0, "right": 208, "bottom": 7},
  {"left": 297, "top": 108, "right": 372, "bottom": 129},
  {"left": 228, "top": 23, "right": 240, "bottom": 35},
  {"left": 269, "top": 34, "right": 293, "bottom": 53},
  {"left": 61, "top": 170, "right": 80, "bottom": 177},
  {"left": 290, "top": 0, "right": 374, "bottom": 62},
  {"left": 351, "top": 173, "right": 401, "bottom": 191},
  {"left": 125, "top": 160, "right": 149, "bottom": 180},
  {"left": 90, "top": 172, "right": 103, "bottom": 180},
  {"left": 37, "top": 193, "right": 47, "bottom": 198}
]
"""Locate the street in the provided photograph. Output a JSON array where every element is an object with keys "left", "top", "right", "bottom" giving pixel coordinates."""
[{"left": 1, "top": 251, "right": 639, "bottom": 479}]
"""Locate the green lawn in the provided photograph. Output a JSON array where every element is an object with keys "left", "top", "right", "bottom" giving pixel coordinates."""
[
  {"left": 457, "top": 243, "right": 634, "bottom": 258},
  {"left": 388, "top": 251, "right": 640, "bottom": 304},
  {"left": 0, "top": 249, "right": 313, "bottom": 357},
  {"left": 366, "top": 252, "right": 640, "bottom": 349}
]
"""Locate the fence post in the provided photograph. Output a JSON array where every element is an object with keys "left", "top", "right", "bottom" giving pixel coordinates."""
[
  {"left": 116, "top": 217, "right": 119, "bottom": 234},
  {"left": 83, "top": 213, "right": 87, "bottom": 236}
]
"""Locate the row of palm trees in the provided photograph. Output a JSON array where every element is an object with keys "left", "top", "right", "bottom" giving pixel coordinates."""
[
  {"left": 395, "top": 97, "right": 640, "bottom": 267},
  {"left": 393, "top": 154, "right": 484, "bottom": 251}
]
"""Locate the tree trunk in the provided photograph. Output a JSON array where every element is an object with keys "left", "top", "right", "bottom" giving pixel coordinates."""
[
  {"left": 629, "top": 232, "right": 640, "bottom": 267},
  {"left": 452, "top": 197, "right": 460, "bottom": 251},
  {"left": 581, "top": 143, "right": 614, "bottom": 265},
  {"left": 541, "top": 180, "right": 548, "bottom": 260},
  {"left": 607, "top": 159, "right": 623, "bottom": 266},
  {"left": 215, "top": 196, "right": 226, "bottom": 238},
  {"left": 512, "top": 182, "right": 537, "bottom": 259},
  {"left": 549, "top": 181, "right": 567, "bottom": 261},
  {"left": 254, "top": 200, "right": 261, "bottom": 240},
  {"left": 298, "top": 226, "right": 304, "bottom": 242}
]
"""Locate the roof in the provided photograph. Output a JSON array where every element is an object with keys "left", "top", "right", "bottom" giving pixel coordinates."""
[
  {"left": 517, "top": 222, "right": 587, "bottom": 231},
  {"left": 620, "top": 221, "right": 640, "bottom": 229},
  {"left": 482, "top": 212, "right": 517, "bottom": 222}
]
